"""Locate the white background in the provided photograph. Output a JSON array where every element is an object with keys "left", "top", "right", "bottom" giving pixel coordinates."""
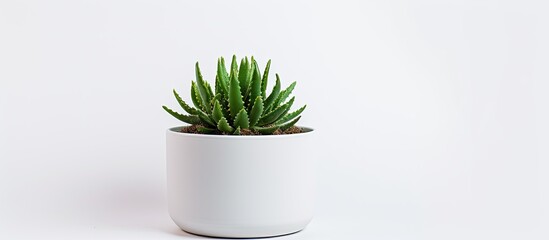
[{"left": 1, "top": 0, "right": 548, "bottom": 239}]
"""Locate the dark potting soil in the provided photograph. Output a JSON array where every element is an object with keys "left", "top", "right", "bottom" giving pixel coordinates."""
[{"left": 180, "top": 125, "right": 304, "bottom": 135}]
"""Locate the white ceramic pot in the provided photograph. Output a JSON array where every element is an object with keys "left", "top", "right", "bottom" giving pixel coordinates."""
[{"left": 166, "top": 126, "right": 316, "bottom": 238}]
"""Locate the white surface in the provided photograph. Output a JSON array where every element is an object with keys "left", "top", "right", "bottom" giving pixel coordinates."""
[
  {"left": 166, "top": 128, "right": 315, "bottom": 238},
  {"left": 1, "top": 0, "right": 548, "bottom": 239}
]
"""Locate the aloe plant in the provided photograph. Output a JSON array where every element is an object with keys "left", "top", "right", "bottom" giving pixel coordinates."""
[{"left": 163, "top": 55, "right": 306, "bottom": 135}]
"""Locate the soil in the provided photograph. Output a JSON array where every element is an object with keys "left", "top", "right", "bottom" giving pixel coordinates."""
[
  {"left": 180, "top": 125, "right": 304, "bottom": 135},
  {"left": 279, "top": 126, "right": 303, "bottom": 134},
  {"left": 180, "top": 125, "right": 200, "bottom": 134}
]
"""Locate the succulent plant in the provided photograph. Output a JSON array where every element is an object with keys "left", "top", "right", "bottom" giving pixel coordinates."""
[{"left": 163, "top": 55, "right": 306, "bottom": 135}]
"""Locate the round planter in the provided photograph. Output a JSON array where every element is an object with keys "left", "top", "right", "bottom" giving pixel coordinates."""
[{"left": 166, "top": 126, "right": 315, "bottom": 238}]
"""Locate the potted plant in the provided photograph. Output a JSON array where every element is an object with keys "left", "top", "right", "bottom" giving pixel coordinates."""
[{"left": 163, "top": 55, "right": 315, "bottom": 238}]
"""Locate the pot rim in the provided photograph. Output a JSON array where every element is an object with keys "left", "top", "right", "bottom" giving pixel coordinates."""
[{"left": 167, "top": 125, "right": 314, "bottom": 139}]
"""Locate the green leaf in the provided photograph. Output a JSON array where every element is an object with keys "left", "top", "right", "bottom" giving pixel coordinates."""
[
  {"left": 247, "top": 57, "right": 256, "bottom": 82},
  {"left": 247, "top": 59, "right": 262, "bottom": 111},
  {"left": 220, "top": 57, "right": 229, "bottom": 77},
  {"left": 195, "top": 62, "right": 211, "bottom": 112},
  {"left": 259, "top": 97, "right": 295, "bottom": 125},
  {"left": 162, "top": 106, "right": 201, "bottom": 124},
  {"left": 233, "top": 126, "right": 241, "bottom": 135},
  {"left": 220, "top": 57, "right": 229, "bottom": 81},
  {"left": 229, "top": 55, "right": 238, "bottom": 81},
  {"left": 197, "top": 126, "right": 217, "bottom": 134},
  {"left": 216, "top": 59, "right": 229, "bottom": 96},
  {"left": 221, "top": 98, "right": 231, "bottom": 122},
  {"left": 263, "top": 74, "right": 281, "bottom": 112},
  {"left": 214, "top": 76, "right": 230, "bottom": 120},
  {"left": 279, "top": 115, "right": 301, "bottom": 131},
  {"left": 173, "top": 89, "right": 198, "bottom": 115},
  {"left": 261, "top": 59, "right": 271, "bottom": 99},
  {"left": 238, "top": 57, "right": 250, "bottom": 98},
  {"left": 209, "top": 93, "right": 221, "bottom": 112},
  {"left": 249, "top": 96, "right": 263, "bottom": 127},
  {"left": 233, "top": 108, "right": 249, "bottom": 129},
  {"left": 190, "top": 81, "right": 204, "bottom": 111},
  {"left": 204, "top": 80, "right": 214, "bottom": 109},
  {"left": 253, "top": 125, "right": 279, "bottom": 134},
  {"left": 273, "top": 81, "right": 296, "bottom": 109},
  {"left": 276, "top": 105, "right": 306, "bottom": 124},
  {"left": 276, "top": 96, "right": 295, "bottom": 121},
  {"left": 197, "top": 110, "right": 216, "bottom": 128},
  {"left": 217, "top": 117, "right": 234, "bottom": 133},
  {"left": 212, "top": 99, "right": 224, "bottom": 123},
  {"left": 229, "top": 67, "right": 244, "bottom": 119},
  {"left": 244, "top": 57, "right": 256, "bottom": 105},
  {"left": 214, "top": 75, "right": 223, "bottom": 98}
]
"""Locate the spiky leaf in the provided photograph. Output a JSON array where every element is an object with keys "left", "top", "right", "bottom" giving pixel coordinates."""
[
  {"left": 263, "top": 74, "right": 281, "bottom": 111},
  {"left": 162, "top": 106, "right": 200, "bottom": 124},
  {"left": 238, "top": 57, "right": 250, "bottom": 97},
  {"left": 214, "top": 75, "right": 223, "bottom": 98},
  {"left": 190, "top": 81, "right": 204, "bottom": 111},
  {"left": 249, "top": 96, "right": 263, "bottom": 127},
  {"left": 234, "top": 108, "right": 249, "bottom": 129},
  {"left": 247, "top": 59, "right": 262, "bottom": 111},
  {"left": 261, "top": 59, "right": 271, "bottom": 99},
  {"left": 216, "top": 59, "right": 229, "bottom": 96},
  {"left": 220, "top": 98, "right": 230, "bottom": 121},
  {"left": 274, "top": 81, "right": 296, "bottom": 109},
  {"left": 215, "top": 75, "right": 230, "bottom": 120},
  {"left": 229, "top": 55, "right": 238, "bottom": 81},
  {"left": 209, "top": 93, "right": 222, "bottom": 112},
  {"left": 253, "top": 125, "right": 279, "bottom": 134},
  {"left": 220, "top": 57, "right": 229, "bottom": 82},
  {"left": 217, "top": 117, "right": 234, "bottom": 133},
  {"left": 279, "top": 115, "right": 301, "bottom": 131},
  {"left": 276, "top": 105, "right": 306, "bottom": 124},
  {"left": 229, "top": 68, "right": 244, "bottom": 119},
  {"left": 195, "top": 62, "right": 211, "bottom": 112},
  {"left": 275, "top": 97, "right": 295, "bottom": 123},
  {"left": 197, "top": 110, "right": 216, "bottom": 127},
  {"left": 248, "top": 57, "right": 256, "bottom": 81},
  {"left": 197, "top": 126, "right": 217, "bottom": 134},
  {"left": 259, "top": 97, "right": 295, "bottom": 125},
  {"left": 204, "top": 81, "right": 214, "bottom": 109},
  {"left": 245, "top": 59, "right": 256, "bottom": 104},
  {"left": 233, "top": 126, "right": 241, "bottom": 135},
  {"left": 173, "top": 89, "right": 198, "bottom": 115},
  {"left": 212, "top": 99, "right": 224, "bottom": 123}
]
